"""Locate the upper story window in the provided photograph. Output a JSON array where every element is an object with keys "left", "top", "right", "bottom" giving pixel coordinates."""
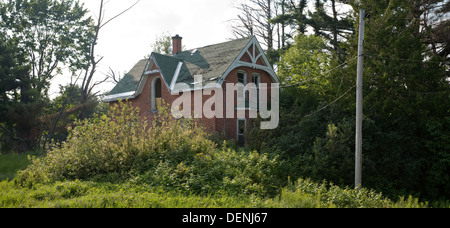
[
  {"left": 237, "top": 71, "right": 247, "bottom": 107},
  {"left": 252, "top": 73, "right": 261, "bottom": 109},
  {"left": 237, "top": 71, "right": 247, "bottom": 85},
  {"left": 152, "top": 77, "right": 162, "bottom": 112},
  {"left": 252, "top": 73, "right": 260, "bottom": 86}
]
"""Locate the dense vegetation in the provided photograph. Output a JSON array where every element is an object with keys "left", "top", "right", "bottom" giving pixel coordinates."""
[
  {"left": 0, "top": 102, "right": 436, "bottom": 208},
  {"left": 15, "top": 102, "right": 280, "bottom": 197},
  {"left": 248, "top": 0, "right": 450, "bottom": 201},
  {"left": 1, "top": 0, "right": 449, "bottom": 206}
]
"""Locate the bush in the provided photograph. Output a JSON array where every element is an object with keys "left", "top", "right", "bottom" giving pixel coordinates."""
[
  {"left": 16, "top": 101, "right": 280, "bottom": 197},
  {"left": 280, "top": 178, "right": 428, "bottom": 208},
  {"left": 127, "top": 141, "right": 280, "bottom": 197},
  {"left": 16, "top": 101, "right": 214, "bottom": 184}
]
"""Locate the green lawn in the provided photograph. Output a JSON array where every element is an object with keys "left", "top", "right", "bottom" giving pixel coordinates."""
[
  {"left": 0, "top": 151, "right": 38, "bottom": 181},
  {"left": 0, "top": 180, "right": 279, "bottom": 208},
  {"left": 0, "top": 151, "right": 439, "bottom": 208}
]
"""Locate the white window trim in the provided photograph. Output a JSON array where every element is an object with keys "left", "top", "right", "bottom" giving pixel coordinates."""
[
  {"left": 252, "top": 73, "right": 261, "bottom": 110},
  {"left": 236, "top": 118, "right": 246, "bottom": 142},
  {"left": 237, "top": 70, "right": 248, "bottom": 107},
  {"left": 237, "top": 70, "right": 247, "bottom": 85}
]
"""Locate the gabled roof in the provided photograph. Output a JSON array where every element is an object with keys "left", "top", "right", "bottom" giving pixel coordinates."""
[
  {"left": 104, "top": 36, "right": 279, "bottom": 102},
  {"left": 107, "top": 59, "right": 147, "bottom": 95}
]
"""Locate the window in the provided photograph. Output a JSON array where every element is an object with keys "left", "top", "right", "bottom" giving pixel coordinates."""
[
  {"left": 237, "top": 119, "right": 246, "bottom": 146},
  {"left": 238, "top": 72, "right": 246, "bottom": 84},
  {"left": 152, "top": 77, "right": 162, "bottom": 111},
  {"left": 252, "top": 74, "right": 260, "bottom": 86},
  {"left": 237, "top": 71, "right": 247, "bottom": 106},
  {"left": 252, "top": 74, "right": 260, "bottom": 109}
]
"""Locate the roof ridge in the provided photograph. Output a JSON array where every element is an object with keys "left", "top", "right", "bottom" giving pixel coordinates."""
[
  {"left": 150, "top": 36, "right": 254, "bottom": 57},
  {"left": 183, "top": 36, "right": 253, "bottom": 53}
]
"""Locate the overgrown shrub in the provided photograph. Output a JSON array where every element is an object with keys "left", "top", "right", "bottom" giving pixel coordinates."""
[
  {"left": 16, "top": 101, "right": 214, "bottom": 184},
  {"left": 279, "top": 178, "right": 428, "bottom": 208},
  {"left": 16, "top": 101, "right": 279, "bottom": 197},
  {"left": 132, "top": 143, "right": 280, "bottom": 196}
]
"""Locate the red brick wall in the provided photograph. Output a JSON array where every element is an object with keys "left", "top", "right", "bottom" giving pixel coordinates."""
[
  {"left": 109, "top": 66, "right": 276, "bottom": 142},
  {"left": 216, "top": 67, "right": 275, "bottom": 141}
]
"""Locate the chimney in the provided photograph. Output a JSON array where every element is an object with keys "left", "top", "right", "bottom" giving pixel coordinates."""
[{"left": 172, "top": 34, "right": 182, "bottom": 55}]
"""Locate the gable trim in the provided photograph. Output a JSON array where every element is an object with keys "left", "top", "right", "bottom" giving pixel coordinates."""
[
  {"left": 219, "top": 36, "right": 280, "bottom": 85},
  {"left": 103, "top": 91, "right": 136, "bottom": 103},
  {"left": 170, "top": 62, "right": 183, "bottom": 91},
  {"left": 134, "top": 54, "right": 173, "bottom": 98}
]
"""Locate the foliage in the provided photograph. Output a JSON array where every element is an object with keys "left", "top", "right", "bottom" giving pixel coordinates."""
[
  {"left": 0, "top": 0, "right": 95, "bottom": 152},
  {"left": 16, "top": 101, "right": 279, "bottom": 197},
  {"left": 0, "top": 150, "right": 41, "bottom": 181},
  {"left": 2, "top": 148, "right": 445, "bottom": 208},
  {"left": 1, "top": 177, "right": 440, "bottom": 208},
  {"left": 279, "top": 178, "right": 429, "bottom": 208},
  {"left": 150, "top": 32, "right": 173, "bottom": 56},
  {"left": 0, "top": 180, "right": 277, "bottom": 208},
  {"left": 307, "top": 0, "right": 354, "bottom": 52},
  {"left": 250, "top": 0, "right": 450, "bottom": 201},
  {"left": 342, "top": 0, "right": 450, "bottom": 200},
  {"left": 277, "top": 34, "right": 332, "bottom": 95},
  {"left": 0, "top": 0, "right": 94, "bottom": 83},
  {"left": 39, "top": 85, "right": 107, "bottom": 149}
]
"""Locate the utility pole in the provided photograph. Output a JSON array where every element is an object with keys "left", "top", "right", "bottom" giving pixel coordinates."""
[{"left": 355, "top": 9, "right": 365, "bottom": 188}]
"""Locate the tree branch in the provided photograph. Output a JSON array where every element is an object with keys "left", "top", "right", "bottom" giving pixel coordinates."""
[{"left": 99, "top": 0, "right": 141, "bottom": 29}]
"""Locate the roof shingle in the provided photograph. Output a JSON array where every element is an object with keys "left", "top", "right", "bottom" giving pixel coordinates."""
[{"left": 108, "top": 37, "right": 253, "bottom": 97}]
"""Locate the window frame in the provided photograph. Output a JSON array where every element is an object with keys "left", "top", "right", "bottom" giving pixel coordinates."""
[
  {"left": 151, "top": 76, "right": 162, "bottom": 112},
  {"left": 252, "top": 73, "right": 261, "bottom": 110},
  {"left": 236, "top": 118, "right": 246, "bottom": 145}
]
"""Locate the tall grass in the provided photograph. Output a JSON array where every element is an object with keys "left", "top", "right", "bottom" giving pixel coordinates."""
[
  {"left": 0, "top": 180, "right": 278, "bottom": 208},
  {"left": 278, "top": 178, "right": 429, "bottom": 208},
  {"left": 0, "top": 151, "right": 41, "bottom": 181}
]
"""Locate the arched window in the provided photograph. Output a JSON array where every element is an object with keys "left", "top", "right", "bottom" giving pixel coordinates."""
[{"left": 152, "top": 77, "right": 162, "bottom": 111}]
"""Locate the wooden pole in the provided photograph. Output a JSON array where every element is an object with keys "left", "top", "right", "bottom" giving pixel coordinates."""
[{"left": 355, "top": 8, "right": 365, "bottom": 188}]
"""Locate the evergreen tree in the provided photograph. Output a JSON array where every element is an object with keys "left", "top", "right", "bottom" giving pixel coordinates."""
[
  {"left": 271, "top": 0, "right": 309, "bottom": 35},
  {"left": 308, "top": 0, "right": 354, "bottom": 54}
]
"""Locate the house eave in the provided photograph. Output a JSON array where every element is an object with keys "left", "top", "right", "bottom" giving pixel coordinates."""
[{"left": 102, "top": 91, "right": 136, "bottom": 103}]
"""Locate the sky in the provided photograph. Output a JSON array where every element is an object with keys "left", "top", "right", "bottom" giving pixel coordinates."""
[{"left": 50, "top": 0, "right": 240, "bottom": 98}]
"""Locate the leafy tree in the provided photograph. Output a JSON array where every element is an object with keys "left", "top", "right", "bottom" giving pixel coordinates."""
[
  {"left": 0, "top": 0, "right": 94, "bottom": 152},
  {"left": 151, "top": 32, "right": 173, "bottom": 55},
  {"left": 252, "top": 0, "right": 450, "bottom": 201},
  {"left": 342, "top": 0, "right": 450, "bottom": 199},
  {"left": 0, "top": 0, "right": 93, "bottom": 95},
  {"left": 145, "top": 32, "right": 181, "bottom": 57},
  {"left": 40, "top": 85, "right": 106, "bottom": 150},
  {"left": 277, "top": 34, "right": 332, "bottom": 96}
]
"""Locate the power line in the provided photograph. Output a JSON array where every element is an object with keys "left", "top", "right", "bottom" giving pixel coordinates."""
[
  {"left": 304, "top": 85, "right": 356, "bottom": 118},
  {"left": 365, "top": 53, "right": 449, "bottom": 65},
  {"left": 280, "top": 55, "right": 358, "bottom": 88}
]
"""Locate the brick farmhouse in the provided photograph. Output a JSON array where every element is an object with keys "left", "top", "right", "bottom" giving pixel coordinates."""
[{"left": 103, "top": 35, "right": 280, "bottom": 144}]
